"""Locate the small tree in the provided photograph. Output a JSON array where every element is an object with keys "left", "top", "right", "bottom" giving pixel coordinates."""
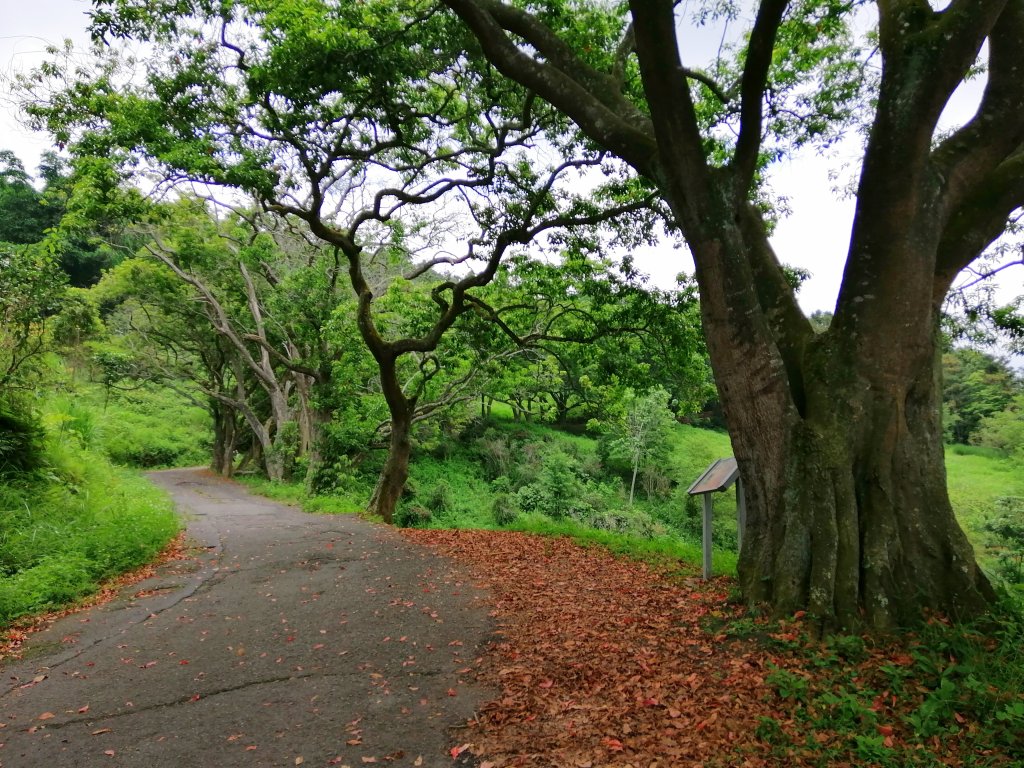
[{"left": 598, "top": 386, "right": 676, "bottom": 505}]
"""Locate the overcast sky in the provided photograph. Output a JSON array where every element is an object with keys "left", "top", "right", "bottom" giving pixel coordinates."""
[{"left": 1, "top": 0, "right": 1019, "bottom": 321}]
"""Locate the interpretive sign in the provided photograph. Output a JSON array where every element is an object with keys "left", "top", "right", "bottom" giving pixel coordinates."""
[{"left": 687, "top": 457, "right": 746, "bottom": 580}]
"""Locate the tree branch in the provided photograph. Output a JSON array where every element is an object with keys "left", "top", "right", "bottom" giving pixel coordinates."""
[
  {"left": 732, "top": 0, "right": 790, "bottom": 202},
  {"left": 441, "top": 0, "right": 659, "bottom": 175},
  {"left": 932, "top": 0, "right": 1024, "bottom": 215}
]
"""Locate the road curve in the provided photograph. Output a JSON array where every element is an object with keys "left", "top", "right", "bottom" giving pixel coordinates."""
[{"left": 0, "top": 469, "right": 493, "bottom": 767}]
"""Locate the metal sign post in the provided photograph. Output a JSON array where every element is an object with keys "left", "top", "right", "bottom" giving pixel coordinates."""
[{"left": 686, "top": 457, "right": 744, "bottom": 580}]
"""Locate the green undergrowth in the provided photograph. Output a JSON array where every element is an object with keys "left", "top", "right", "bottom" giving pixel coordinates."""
[
  {"left": 45, "top": 381, "right": 210, "bottom": 468},
  {"left": 946, "top": 448, "right": 1024, "bottom": 585},
  {"left": 738, "top": 598, "right": 1024, "bottom": 766},
  {"left": 0, "top": 436, "right": 180, "bottom": 627},
  {"left": 235, "top": 474, "right": 368, "bottom": 515},
  {"left": 394, "top": 417, "right": 740, "bottom": 576},
  {"left": 506, "top": 513, "right": 739, "bottom": 576}
]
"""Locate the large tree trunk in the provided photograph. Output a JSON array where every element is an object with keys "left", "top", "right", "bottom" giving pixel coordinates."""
[
  {"left": 367, "top": 412, "right": 411, "bottom": 525},
  {"left": 436, "top": 0, "right": 1019, "bottom": 632},
  {"left": 731, "top": 333, "right": 993, "bottom": 631},
  {"left": 688, "top": 211, "right": 994, "bottom": 631},
  {"left": 210, "top": 403, "right": 238, "bottom": 477}
]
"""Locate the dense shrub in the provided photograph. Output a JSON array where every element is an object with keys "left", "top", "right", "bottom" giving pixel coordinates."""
[
  {"left": 0, "top": 443, "right": 179, "bottom": 625},
  {"left": 0, "top": 406, "right": 46, "bottom": 476}
]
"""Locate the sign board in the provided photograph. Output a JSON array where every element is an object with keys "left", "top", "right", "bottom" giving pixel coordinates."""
[
  {"left": 686, "top": 457, "right": 745, "bottom": 580},
  {"left": 686, "top": 457, "right": 740, "bottom": 495}
]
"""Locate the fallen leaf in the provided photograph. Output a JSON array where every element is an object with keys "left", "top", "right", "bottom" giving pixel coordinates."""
[
  {"left": 78, "top": 705, "right": 90, "bottom": 714},
  {"left": 38, "top": 712, "right": 55, "bottom": 721},
  {"left": 92, "top": 728, "right": 112, "bottom": 736}
]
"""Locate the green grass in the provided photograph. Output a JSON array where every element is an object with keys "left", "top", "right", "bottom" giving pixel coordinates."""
[
  {"left": 946, "top": 447, "right": 1024, "bottom": 582},
  {"left": 235, "top": 474, "right": 368, "bottom": 515},
  {"left": 45, "top": 383, "right": 210, "bottom": 469},
  {"left": 392, "top": 416, "right": 741, "bottom": 575},
  {"left": 752, "top": 598, "right": 1024, "bottom": 766},
  {"left": 946, "top": 449, "right": 1024, "bottom": 532},
  {"left": 507, "top": 513, "right": 739, "bottom": 576},
  {"left": 0, "top": 438, "right": 181, "bottom": 626}
]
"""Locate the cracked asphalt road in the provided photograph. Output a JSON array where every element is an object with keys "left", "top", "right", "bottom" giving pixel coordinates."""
[{"left": 0, "top": 469, "right": 493, "bottom": 768}]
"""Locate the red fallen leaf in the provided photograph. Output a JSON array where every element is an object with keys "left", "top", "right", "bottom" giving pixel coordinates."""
[
  {"left": 793, "top": 610, "right": 806, "bottom": 620},
  {"left": 347, "top": 738, "right": 362, "bottom": 746},
  {"left": 189, "top": 694, "right": 201, "bottom": 702},
  {"left": 226, "top": 734, "right": 243, "bottom": 741},
  {"left": 78, "top": 705, "right": 90, "bottom": 714},
  {"left": 447, "top": 688, "right": 457, "bottom": 696},
  {"left": 38, "top": 712, "right": 55, "bottom": 720},
  {"left": 450, "top": 744, "right": 471, "bottom": 758},
  {"left": 878, "top": 725, "right": 894, "bottom": 737},
  {"left": 362, "top": 757, "right": 378, "bottom": 764},
  {"left": 245, "top": 745, "right": 257, "bottom": 751},
  {"left": 884, "top": 736, "right": 894, "bottom": 748},
  {"left": 602, "top": 737, "right": 625, "bottom": 752},
  {"left": 140, "top": 661, "right": 157, "bottom": 669},
  {"left": 313, "top": 644, "right": 325, "bottom": 650},
  {"left": 953, "top": 712, "right": 966, "bottom": 724},
  {"left": 179, "top": 659, "right": 189, "bottom": 665},
  {"left": 538, "top": 679, "right": 554, "bottom": 689},
  {"left": 104, "top": 750, "right": 115, "bottom": 757}
]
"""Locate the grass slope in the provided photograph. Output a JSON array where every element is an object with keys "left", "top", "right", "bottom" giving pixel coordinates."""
[{"left": 0, "top": 442, "right": 180, "bottom": 626}]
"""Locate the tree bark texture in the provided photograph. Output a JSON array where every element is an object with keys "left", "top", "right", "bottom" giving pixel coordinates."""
[
  {"left": 368, "top": 411, "right": 412, "bottom": 525},
  {"left": 210, "top": 402, "right": 238, "bottom": 477}
]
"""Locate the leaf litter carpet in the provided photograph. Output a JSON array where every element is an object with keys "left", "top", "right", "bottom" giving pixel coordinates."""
[{"left": 402, "top": 529, "right": 787, "bottom": 768}]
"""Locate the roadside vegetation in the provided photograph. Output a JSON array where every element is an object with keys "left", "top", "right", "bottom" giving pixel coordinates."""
[{"left": 0, "top": 399, "right": 180, "bottom": 625}]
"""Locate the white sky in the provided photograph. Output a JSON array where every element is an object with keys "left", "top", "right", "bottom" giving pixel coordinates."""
[{"left": 1, "top": 0, "right": 1019, "bottom": 321}]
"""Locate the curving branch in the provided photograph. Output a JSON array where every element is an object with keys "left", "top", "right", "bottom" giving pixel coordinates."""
[
  {"left": 441, "top": 0, "right": 659, "bottom": 175},
  {"left": 932, "top": 0, "right": 1024, "bottom": 216},
  {"left": 732, "top": 0, "right": 790, "bottom": 202}
]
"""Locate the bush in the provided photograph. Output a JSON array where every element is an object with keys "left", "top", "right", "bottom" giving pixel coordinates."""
[
  {"left": 395, "top": 504, "right": 432, "bottom": 528},
  {"left": 0, "top": 406, "right": 46, "bottom": 476},
  {"left": 491, "top": 493, "right": 518, "bottom": 526},
  {"left": 0, "top": 444, "right": 179, "bottom": 625},
  {"left": 983, "top": 497, "right": 1024, "bottom": 585}
]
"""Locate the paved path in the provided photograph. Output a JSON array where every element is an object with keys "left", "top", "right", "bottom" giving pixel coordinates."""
[{"left": 0, "top": 469, "right": 493, "bottom": 767}]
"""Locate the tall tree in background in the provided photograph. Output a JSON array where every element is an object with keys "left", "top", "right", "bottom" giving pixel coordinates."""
[
  {"left": 438, "top": 0, "right": 1024, "bottom": 628},
  {"left": 22, "top": 1, "right": 657, "bottom": 522}
]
